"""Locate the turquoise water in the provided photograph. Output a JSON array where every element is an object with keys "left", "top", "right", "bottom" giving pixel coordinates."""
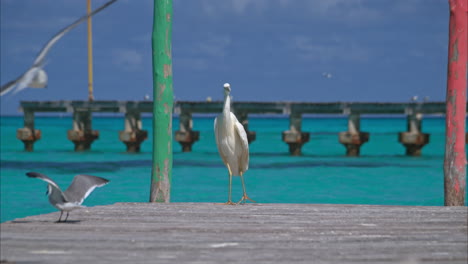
[{"left": 1, "top": 115, "right": 466, "bottom": 222}]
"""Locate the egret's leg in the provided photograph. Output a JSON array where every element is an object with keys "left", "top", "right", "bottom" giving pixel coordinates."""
[
  {"left": 56, "top": 211, "right": 63, "bottom": 223},
  {"left": 64, "top": 212, "right": 69, "bottom": 222},
  {"left": 237, "top": 173, "right": 256, "bottom": 204},
  {"left": 225, "top": 164, "right": 235, "bottom": 205}
]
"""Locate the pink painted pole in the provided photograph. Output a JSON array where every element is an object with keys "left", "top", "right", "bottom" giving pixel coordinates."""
[{"left": 444, "top": 0, "right": 467, "bottom": 206}]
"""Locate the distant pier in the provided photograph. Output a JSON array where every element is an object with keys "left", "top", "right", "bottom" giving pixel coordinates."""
[{"left": 16, "top": 100, "right": 465, "bottom": 155}]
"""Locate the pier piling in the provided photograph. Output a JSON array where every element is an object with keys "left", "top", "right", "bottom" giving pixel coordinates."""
[
  {"left": 398, "top": 110, "right": 429, "bottom": 156},
  {"left": 16, "top": 100, "right": 465, "bottom": 155},
  {"left": 282, "top": 111, "right": 310, "bottom": 155},
  {"left": 338, "top": 113, "right": 369, "bottom": 156},
  {"left": 67, "top": 110, "right": 99, "bottom": 151},
  {"left": 16, "top": 109, "right": 41, "bottom": 151},
  {"left": 119, "top": 110, "right": 147, "bottom": 152},
  {"left": 175, "top": 110, "right": 199, "bottom": 152}
]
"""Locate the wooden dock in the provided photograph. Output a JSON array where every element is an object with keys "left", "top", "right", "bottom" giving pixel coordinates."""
[{"left": 1, "top": 203, "right": 467, "bottom": 263}]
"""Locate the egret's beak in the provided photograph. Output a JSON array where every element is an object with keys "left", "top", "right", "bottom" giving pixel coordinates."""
[{"left": 223, "top": 83, "right": 231, "bottom": 93}]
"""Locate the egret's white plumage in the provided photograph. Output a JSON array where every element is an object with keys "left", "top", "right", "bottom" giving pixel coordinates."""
[
  {"left": 0, "top": 0, "right": 117, "bottom": 97},
  {"left": 214, "top": 83, "right": 255, "bottom": 204}
]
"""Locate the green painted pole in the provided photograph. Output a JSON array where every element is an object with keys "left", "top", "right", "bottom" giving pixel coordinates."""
[{"left": 150, "top": 0, "right": 173, "bottom": 202}]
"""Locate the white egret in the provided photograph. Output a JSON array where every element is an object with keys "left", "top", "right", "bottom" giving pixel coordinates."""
[
  {"left": 0, "top": 0, "right": 118, "bottom": 97},
  {"left": 214, "top": 83, "right": 255, "bottom": 205}
]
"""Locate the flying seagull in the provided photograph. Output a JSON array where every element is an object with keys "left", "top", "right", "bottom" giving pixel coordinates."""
[
  {"left": 322, "top": 72, "right": 333, "bottom": 79},
  {"left": 26, "top": 171, "right": 109, "bottom": 222},
  {"left": 214, "top": 83, "right": 255, "bottom": 205},
  {"left": 0, "top": 0, "right": 118, "bottom": 97}
]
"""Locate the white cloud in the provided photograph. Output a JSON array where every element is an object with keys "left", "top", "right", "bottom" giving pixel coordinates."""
[
  {"left": 131, "top": 33, "right": 152, "bottom": 44},
  {"left": 306, "top": 0, "right": 381, "bottom": 23},
  {"left": 201, "top": 0, "right": 268, "bottom": 16},
  {"left": 175, "top": 57, "right": 209, "bottom": 71},
  {"left": 291, "top": 35, "right": 370, "bottom": 63},
  {"left": 112, "top": 48, "right": 143, "bottom": 71},
  {"left": 2, "top": 16, "right": 78, "bottom": 31},
  {"left": 196, "top": 35, "right": 231, "bottom": 57},
  {"left": 231, "top": 0, "right": 268, "bottom": 14},
  {"left": 393, "top": 0, "right": 423, "bottom": 13},
  {"left": 175, "top": 34, "right": 231, "bottom": 71},
  {"left": 197, "top": 0, "right": 382, "bottom": 24}
]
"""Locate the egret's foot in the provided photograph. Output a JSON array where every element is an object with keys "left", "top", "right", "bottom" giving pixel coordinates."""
[
  {"left": 237, "top": 194, "right": 256, "bottom": 204},
  {"left": 224, "top": 201, "right": 236, "bottom": 205}
]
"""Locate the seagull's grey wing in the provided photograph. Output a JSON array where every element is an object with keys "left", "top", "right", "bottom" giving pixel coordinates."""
[
  {"left": 33, "top": 0, "right": 118, "bottom": 65},
  {"left": 26, "top": 171, "right": 61, "bottom": 190},
  {"left": 1, "top": 67, "right": 41, "bottom": 96},
  {"left": 0, "top": 76, "right": 21, "bottom": 96},
  {"left": 64, "top": 175, "right": 109, "bottom": 204},
  {"left": 11, "top": 67, "right": 40, "bottom": 95},
  {"left": 1, "top": 0, "right": 118, "bottom": 96}
]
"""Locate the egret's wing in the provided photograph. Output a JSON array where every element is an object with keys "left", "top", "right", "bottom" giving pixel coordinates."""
[
  {"left": 213, "top": 116, "right": 223, "bottom": 159},
  {"left": 214, "top": 116, "right": 219, "bottom": 144},
  {"left": 26, "top": 171, "right": 61, "bottom": 191},
  {"left": 33, "top": 0, "right": 117, "bottom": 66},
  {"left": 232, "top": 114, "right": 249, "bottom": 171},
  {"left": 214, "top": 115, "right": 230, "bottom": 165},
  {"left": 64, "top": 175, "right": 109, "bottom": 204}
]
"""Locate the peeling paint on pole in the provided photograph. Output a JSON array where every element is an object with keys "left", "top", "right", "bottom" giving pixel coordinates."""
[
  {"left": 444, "top": 0, "right": 467, "bottom": 206},
  {"left": 150, "top": 0, "right": 173, "bottom": 203}
]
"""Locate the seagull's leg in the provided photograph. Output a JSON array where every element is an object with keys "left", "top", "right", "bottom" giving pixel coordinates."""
[
  {"left": 225, "top": 164, "right": 235, "bottom": 205},
  {"left": 56, "top": 211, "right": 63, "bottom": 223},
  {"left": 64, "top": 212, "right": 69, "bottom": 222},
  {"left": 237, "top": 172, "right": 256, "bottom": 204}
]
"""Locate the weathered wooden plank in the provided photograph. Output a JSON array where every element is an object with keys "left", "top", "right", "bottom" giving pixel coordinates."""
[{"left": 1, "top": 203, "right": 466, "bottom": 263}]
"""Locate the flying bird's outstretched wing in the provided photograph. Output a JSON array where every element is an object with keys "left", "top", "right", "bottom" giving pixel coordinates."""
[
  {"left": 32, "top": 0, "right": 118, "bottom": 67},
  {"left": 0, "top": 74, "right": 25, "bottom": 96},
  {"left": 64, "top": 175, "right": 109, "bottom": 204},
  {"left": 0, "top": 0, "right": 118, "bottom": 96},
  {"left": 26, "top": 171, "right": 61, "bottom": 190}
]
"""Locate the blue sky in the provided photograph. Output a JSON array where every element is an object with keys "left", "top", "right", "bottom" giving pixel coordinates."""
[{"left": 1, "top": 0, "right": 450, "bottom": 115}]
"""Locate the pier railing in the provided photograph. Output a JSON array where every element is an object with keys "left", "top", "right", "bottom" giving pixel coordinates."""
[{"left": 16, "top": 100, "right": 462, "bottom": 155}]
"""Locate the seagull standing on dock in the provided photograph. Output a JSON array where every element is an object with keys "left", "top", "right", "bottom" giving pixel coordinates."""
[
  {"left": 26, "top": 172, "right": 109, "bottom": 222},
  {"left": 0, "top": 0, "right": 118, "bottom": 97},
  {"left": 214, "top": 83, "right": 255, "bottom": 205}
]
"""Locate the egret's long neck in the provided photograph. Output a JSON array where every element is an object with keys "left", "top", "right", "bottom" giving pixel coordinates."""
[{"left": 223, "top": 92, "right": 231, "bottom": 115}]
